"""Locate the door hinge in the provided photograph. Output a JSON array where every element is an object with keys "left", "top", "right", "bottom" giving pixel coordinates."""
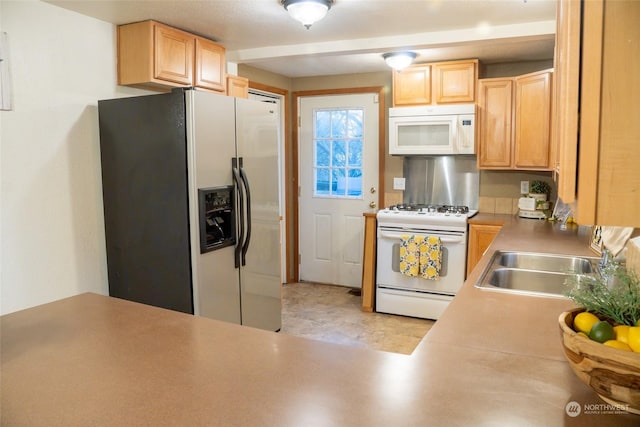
[
  {"left": 373, "top": 94, "right": 379, "bottom": 104},
  {"left": 298, "top": 116, "right": 301, "bottom": 127},
  {"left": 298, "top": 186, "right": 301, "bottom": 197},
  {"left": 298, "top": 254, "right": 301, "bottom": 264}
]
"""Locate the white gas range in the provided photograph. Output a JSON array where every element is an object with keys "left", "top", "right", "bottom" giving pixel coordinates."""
[{"left": 375, "top": 204, "right": 478, "bottom": 320}]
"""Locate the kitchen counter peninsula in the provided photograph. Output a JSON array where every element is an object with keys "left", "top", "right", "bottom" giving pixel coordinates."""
[{"left": 2, "top": 217, "right": 637, "bottom": 426}]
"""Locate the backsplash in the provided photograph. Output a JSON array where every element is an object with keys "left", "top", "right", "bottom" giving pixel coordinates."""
[{"left": 478, "top": 196, "right": 520, "bottom": 214}]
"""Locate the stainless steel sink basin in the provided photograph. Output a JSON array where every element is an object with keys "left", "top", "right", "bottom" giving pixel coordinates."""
[
  {"left": 497, "top": 251, "right": 595, "bottom": 274},
  {"left": 486, "top": 268, "right": 573, "bottom": 296},
  {"left": 475, "top": 250, "right": 600, "bottom": 298}
]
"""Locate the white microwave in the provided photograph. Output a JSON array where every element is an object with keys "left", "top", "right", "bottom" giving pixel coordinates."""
[{"left": 389, "top": 104, "right": 475, "bottom": 155}]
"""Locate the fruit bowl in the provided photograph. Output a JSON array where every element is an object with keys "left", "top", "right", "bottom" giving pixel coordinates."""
[{"left": 559, "top": 308, "right": 640, "bottom": 414}]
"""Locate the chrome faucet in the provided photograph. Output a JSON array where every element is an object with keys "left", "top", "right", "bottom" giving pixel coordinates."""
[
  {"left": 559, "top": 211, "right": 572, "bottom": 230},
  {"left": 598, "top": 248, "right": 625, "bottom": 288},
  {"left": 599, "top": 248, "right": 611, "bottom": 272}
]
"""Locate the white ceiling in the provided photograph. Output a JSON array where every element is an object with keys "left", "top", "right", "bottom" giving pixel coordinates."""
[{"left": 46, "top": 0, "right": 557, "bottom": 78}]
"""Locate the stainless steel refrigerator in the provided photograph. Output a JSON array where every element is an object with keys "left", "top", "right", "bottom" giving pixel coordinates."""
[{"left": 98, "top": 89, "right": 281, "bottom": 331}]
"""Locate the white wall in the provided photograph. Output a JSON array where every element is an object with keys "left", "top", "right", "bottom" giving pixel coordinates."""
[{"left": 0, "top": 0, "right": 151, "bottom": 314}]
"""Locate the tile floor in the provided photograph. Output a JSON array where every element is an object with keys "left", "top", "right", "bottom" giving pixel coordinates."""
[{"left": 280, "top": 282, "right": 435, "bottom": 355}]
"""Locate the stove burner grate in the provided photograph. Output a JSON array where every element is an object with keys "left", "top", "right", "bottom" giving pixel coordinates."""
[{"left": 389, "top": 204, "right": 470, "bottom": 214}]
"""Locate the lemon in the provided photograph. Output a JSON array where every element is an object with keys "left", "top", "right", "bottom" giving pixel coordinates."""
[
  {"left": 589, "top": 321, "right": 615, "bottom": 343},
  {"left": 628, "top": 326, "right": 640, "bottom": 352},
  {"left": 577, "top": 332, "right": 589, "bottom": 338},
  {"left": 603, "top": 340, "right": 632, "bottom": 352},
  {"left": 614, "top": 325, "right": 631, "bottom": 344},
  {"left": 573, "top": 312, "right": 600, "bottom": 334}
]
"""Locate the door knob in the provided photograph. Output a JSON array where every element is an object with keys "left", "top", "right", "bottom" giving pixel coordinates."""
[
  {"left": 369, "top": 201, "right": 377, "bottom": 208},
  {"left": 370, "top": 187, "right": 376, "bottom": 194}
]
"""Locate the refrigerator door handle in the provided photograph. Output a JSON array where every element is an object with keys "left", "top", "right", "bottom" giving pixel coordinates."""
[
  {"left": 232, "top": 158, "right": 244, "bottom": 269},
  {"left": 239, "top": 162, "right": 251, "bottom": 266}
]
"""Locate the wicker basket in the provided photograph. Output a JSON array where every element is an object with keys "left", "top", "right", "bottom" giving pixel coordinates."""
[{"left": 559, "top": 308, "right": 640, "bottom": 415}]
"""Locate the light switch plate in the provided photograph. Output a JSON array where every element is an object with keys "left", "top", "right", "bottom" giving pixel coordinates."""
[
  {"left": 520, "top": 181, "right": 530, "bottom": 194},
  {"left": 393, "top": 177, "right": 406, "bottom": 190}
]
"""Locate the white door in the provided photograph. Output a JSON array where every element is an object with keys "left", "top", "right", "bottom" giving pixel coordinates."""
[{"left": 299, "top": 93, "right": 379, "bottom": 288}]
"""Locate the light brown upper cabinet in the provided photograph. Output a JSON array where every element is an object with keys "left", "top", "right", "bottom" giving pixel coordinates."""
[
  {"left": 551, "top": 0, "right": 640, "bottom": 227},
  {"left": 571, "top": 0, "right": 640, "bottom": 227},
  {"left": 226, "top": 75, "right": 249, "bottom": 99},
  {"left": 392, "top": 64, "right": 432, "bottom": 106},
  {"left": 476, "top": 78, "right": 513, "bottom": 168},
  {"left": 118, "top": 20, "right": 226, "bottom": 93},
  {"left": 477, "top": 69, "right": 553, "bottom": 170},
  {"left": 392, "top": 59, "right": 477, "bottom": 107},
  {"left": 194, "top": 38, "right": 226, "bottom": 92},
  {"left": 433, "top": 60, "right": 477, "bottom": 104},
  {"left": 513, "top": 70, "right": 553, "bottom": 169},
  {"left": 551, "top": 0, "right": 581, "bottom": 204}
]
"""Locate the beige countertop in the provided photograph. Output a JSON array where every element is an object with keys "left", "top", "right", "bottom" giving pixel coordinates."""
[{"left": 1, "top": 217, "right": 637, "bottom": 426}]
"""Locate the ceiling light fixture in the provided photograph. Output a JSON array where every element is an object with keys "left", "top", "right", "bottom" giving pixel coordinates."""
[
  {"left": 383, "top": 52, "right": 417, "bottom": 71},
  {"left": 282, "top": 0, "right": 333, "bottom": 29}
]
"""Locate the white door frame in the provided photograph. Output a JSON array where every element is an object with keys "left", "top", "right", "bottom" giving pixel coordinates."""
[{"left": 292, "top": 87, "right": 385, "bottom": 283}]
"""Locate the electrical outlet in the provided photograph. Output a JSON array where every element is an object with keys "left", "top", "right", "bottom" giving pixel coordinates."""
[
  {"left": 393, "top": 177, "right": 406, "bottom": 191},
  {"left": 520, "top": 181, "right": 530, "bottom": 195}
]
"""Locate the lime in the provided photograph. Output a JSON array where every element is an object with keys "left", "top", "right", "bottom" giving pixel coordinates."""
[
  {"left": 573, "top": 312, "right": 600, "bottom": 334},
  {"left": 589, "top": 321, "right": 615, "bottom": 343},
  {"left": 603, "top": 340, "right": 632, "bottom": 352}
]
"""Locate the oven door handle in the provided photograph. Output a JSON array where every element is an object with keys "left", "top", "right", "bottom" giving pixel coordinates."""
[{"left": 378, "top": 231, "right": 464, "bottom": 243}]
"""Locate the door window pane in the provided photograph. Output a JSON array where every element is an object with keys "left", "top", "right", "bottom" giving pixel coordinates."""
[
  {"left": 315, "top": 168, "right": 330, "bottom": 195},
  {"left": 332, "top": 140, "right": 346, "bottom": 167},
  {"left": 313, "top": 108, "right": 364, "bottom": 198},
  {"left": 348, "top": 139, "right": 362, "bottom": 166},
  {"left": 315, "top": 111, "right": 331, "bottom": 138},
  {"left": 315, "top": 140, "right": 330, "bottom": 167}
]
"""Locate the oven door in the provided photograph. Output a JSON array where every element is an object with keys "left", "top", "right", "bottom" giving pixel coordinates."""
[{"left": 376, "top": 227, "right": 466, "bottom": 295}]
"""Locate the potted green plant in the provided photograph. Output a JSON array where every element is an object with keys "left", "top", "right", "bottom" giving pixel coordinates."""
[{"left": 529, "top": 180, "right": 550, "bottom": 202}]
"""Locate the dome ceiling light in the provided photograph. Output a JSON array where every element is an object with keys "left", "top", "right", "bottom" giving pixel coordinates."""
[
  {"left": 282, "top": 0, "right": 334, "bottom": 29},
  {"left": 383, "top": 52, "right": 418, "bottom": 71}
]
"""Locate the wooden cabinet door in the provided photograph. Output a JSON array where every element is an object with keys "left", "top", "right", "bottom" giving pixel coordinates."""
[
  {"left": 195, "top": 38, "right": 226, "bottom": 92},
  {"left": 154, "top": 24, "right": 193, "bottom": 85},
  {"left": 477, "top": 78, "right": 513, "bottom": 168},
  {"left": 467, "top": 224, "right": 501, "bottom": 276},
  {"left": 552, "top": 0, "right": 581, "bottom": 203},
  {"left": 392, "top": 64, "right": 431, "bottom": 106},
  {"left": 576, "top": 0, "right": 640, "bottom": 227},
  {"left": 226, "top": 75, "right": 249, "bottom": 98},
  {"left": 513, "top": 70, "right": 553, "bottom": 169},
  {"left": 433, "top": 60, "right": 477, "bottom": 104}
]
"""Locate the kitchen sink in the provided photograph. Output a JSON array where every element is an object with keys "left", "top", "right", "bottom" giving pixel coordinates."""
[
  {"left": 475, "top": 251, "right": 600, "bottom": 298},
  {"left": 486, "top": 269, "right": 575, "bottom": 296},
  {"left": 497, "top": 251, "right": 595, "bottom": 274}
]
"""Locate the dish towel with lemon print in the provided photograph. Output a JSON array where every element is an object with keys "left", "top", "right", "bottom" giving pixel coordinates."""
[{"left": 399, "top": 235, "right": 442, "bottom": 280}]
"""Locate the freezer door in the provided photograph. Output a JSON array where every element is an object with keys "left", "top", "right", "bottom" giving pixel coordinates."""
[
  {"left": 235, "top": 98, "right": 282, "bottom": 331},
  {"left": 98, "top": 91, "right": 193, "bottom": 314},
  {"left": 187, "top": 91, "right": 241, "bottom": 324}
]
